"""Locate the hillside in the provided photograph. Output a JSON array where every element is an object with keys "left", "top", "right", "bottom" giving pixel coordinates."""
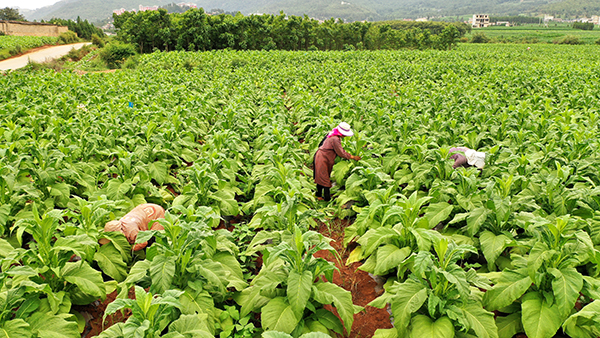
[{"left": 25, "top": 0, "right": 596, "bottom": 23}]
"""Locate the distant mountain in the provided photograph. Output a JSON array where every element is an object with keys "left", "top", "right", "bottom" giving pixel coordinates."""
[{"left": 24, "top": 0, "right": 597, "bottom": 24}]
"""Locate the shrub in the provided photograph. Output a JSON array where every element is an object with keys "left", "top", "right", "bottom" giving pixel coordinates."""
[
  {"left": 57, "top": 31, "right": 79, "bottom": 44},
  {"left": 471, "top": 32, "right": 490, "bottom": 43},
  {"left": 573, "top": 22, "right": 594, "bottom": 30},
  {"left": 0, "top": 31, "right": 5, "bottom": 36},
  {"left": 122, "top": 55, "right": 139, "bottom": 69},
  {"left": 99, "top": 42, "right": 136, "bottom": 69},
  {"left": 8, "top": 44, "right": 22, "bottom": 56},
  {"left": 554, "top": 35, "right": 583, "bottom": 45},
  {"left": 595, "top": 37, "right": 600, "bottom": 45},
  {"left": 91, "top": 33, "right": 105, "bottom": 48}
]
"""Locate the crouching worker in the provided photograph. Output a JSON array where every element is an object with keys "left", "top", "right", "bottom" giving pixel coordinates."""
[
  {"left": 449, "top": 147, "right": 486, "bottom": 170},
  {"left": 313, "top": 122, "right": 361, "bottom": 201},
  {"left": 103, "top": 203, "right": 165, "bottom": 251}
]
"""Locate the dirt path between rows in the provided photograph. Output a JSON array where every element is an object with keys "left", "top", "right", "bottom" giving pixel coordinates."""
[
  {"left": 0, "top": 42, "right": 91, "bottom": 70},
  {"left": 315, "top": 219, "right": 393, "bottom": 337}
]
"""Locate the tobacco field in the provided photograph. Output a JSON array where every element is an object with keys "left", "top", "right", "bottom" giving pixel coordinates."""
[{"left": 1, "top": 44, "right": 600, "bottom": 338}]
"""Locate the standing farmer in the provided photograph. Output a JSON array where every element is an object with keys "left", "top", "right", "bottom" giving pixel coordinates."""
[
  {"left": 313, "top": 122, "right": 361, "bottom": 201},
  {"left": 449, "top": 147, "right": 486, "bottom": 169}
]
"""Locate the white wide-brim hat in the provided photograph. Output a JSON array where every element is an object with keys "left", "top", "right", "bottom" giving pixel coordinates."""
[
  {"left": 465, "top": 149, "right": 486, "bottom": 169},
  {"left": 338, "top": 122, "right": 354, "bottom": 137}
]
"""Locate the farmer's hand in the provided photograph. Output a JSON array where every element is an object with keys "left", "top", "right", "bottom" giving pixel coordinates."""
[{"left": 351, "top": 155, "right": 361, "bottom": 161}]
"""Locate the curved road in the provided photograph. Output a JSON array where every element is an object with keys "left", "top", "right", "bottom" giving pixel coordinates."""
[{"left": 0, "top": 42, "right": 91, "bottom": 71}]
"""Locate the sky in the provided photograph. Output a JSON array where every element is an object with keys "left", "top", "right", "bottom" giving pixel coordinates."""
[{"left": 0, "top": 0, "right": 61, "bottom": 10}]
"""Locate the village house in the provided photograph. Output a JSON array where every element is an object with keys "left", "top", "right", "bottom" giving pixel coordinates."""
[{"left": 471, "top": 14, "right": 490, "bottom": 28}]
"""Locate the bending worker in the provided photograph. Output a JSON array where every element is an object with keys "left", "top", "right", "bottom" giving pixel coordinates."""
[
  {"left": 313, "top": 122, "right": 361, "bottom": 201},
  {"left": 449, "top": 147, "right": 486, "bottom": 169},
  {"left": 103, "top": 203, "right": 165, "bottom": 251}
]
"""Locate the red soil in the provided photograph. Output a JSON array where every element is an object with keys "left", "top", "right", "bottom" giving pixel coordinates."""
[
  {"left": 315, "top": 218, "right": 393, "bottom": 338},
  {"left": 75, "top": 287, "right": 135, "bottom": 338}
]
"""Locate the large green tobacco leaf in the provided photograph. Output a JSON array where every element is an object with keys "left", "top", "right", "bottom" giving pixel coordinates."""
[
  {"left": 496, "top": 313, "right": 523, "bottom": 338},
  {"left": 483, "top": 270, "right": 531, "bottom": 311},
  {"left": 94, "top": 242, "right": 127, "bottom": 282},
  {"left": 0, "top": 319, "right": 31, "bottom": 338},
  {"left": 479, "top": 231, "right": 512, "bottom": 270},
  {"left": 166, "top": 314, "right": 213, "bottom": 337},
  {"left": 466, "top": 207, "right": 490, "bottom": 236},
  {"left": 312, "top": 282, "right": 358, "bottom": 334},
  {"left": 521, "top": 292, "right": 563, "bottom": 338},
  {"left": 149, "top": 254, "right": 176, "bottom": 294},
  {"left": 235, "top": 286, "right": 271, "bottom": 317},
  {"left": 374, "top": 245, "right": 411, "bottom": 276},
  {"left": 409, "top": 315, "right": 455, "bottom": 338},
  {"left": 148, "top": 162, "right": 168, "bottom": 185},
  {"left": 549, "top": 267, "right": 583, "bottom": 317},
  {"left": 61, "top": 261, "right": 106, "bottom": 300},
  {"left": 26, "top": 313, "right": 79, "bottom": 338},
  {"left": 387, "top": 281, "right": 428, "bottom": 338},
  {"left": 424, "top": 202, "right": 453, "bottom": 228},
  {"left": 563, "top": 300, "right": 600, "bottom": 338},
  {"left": 287, "top": 270, "right": 313, "bottom": 318},
  {"left": 460, "top": 302, "right": 498, "bottom": 338},
  {"left": 262, "top": 297, "right": 299, "bottom": 334}
]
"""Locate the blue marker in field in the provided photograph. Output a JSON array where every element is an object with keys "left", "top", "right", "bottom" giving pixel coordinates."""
[{"left": 128, "top": 102, "right": 134, "bottom": 108}]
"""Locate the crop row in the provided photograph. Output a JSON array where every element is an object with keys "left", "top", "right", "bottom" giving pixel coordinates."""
[
  {"left": 0, "top": 35, "right": 58, "bottom": 50},
  {"left": 0, "top": 44, "right": 600, "bottom": 338}
]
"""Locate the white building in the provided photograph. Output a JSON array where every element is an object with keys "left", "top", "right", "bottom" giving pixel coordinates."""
[{"left": 471, "top": 14, "right": 490, "bottom": 28}]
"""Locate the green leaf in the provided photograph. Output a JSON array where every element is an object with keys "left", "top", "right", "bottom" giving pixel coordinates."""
[
  {"left": 97, "top": 322, "right": 125, "bottom": 338},
  {"left": 315, "top": 308, "right": 344, "bottom": 335},
  {"left": 466, "top": 207, "right": 489, "bottom": 236},
  {"left": 483, "top": 271, "right": 531, "bottom": 311},
  {"left": 374, "top": 245, "right": 411, "bottom": 276},
  {"left": 496, "top": 313, "right": 523, "bottom": 338},
  {"left": 312, "top": 282, "right": 357, "bottom": 333},
  {"left": 299, "top": 333, "right": 333, "bottom": 338},
  {"left": 123, "top": 260, "right": 150, "bottom": 284},
  {"left": 26, "top": 313, "right": 79, "bottom": 338},
  {"left": 409, "top": 315, "right": 455, "bottom": 338},
  {"left": 563, "top": 300, "right": 600, "bottom": 338},
  {"left": 0, "top": 204, "right": 10, "bottom": 227},
  {"left": 262, "top": 332, "right": 292, "bottom": 338},
  {"left": 149, "top": 255, "right": 176, "bottom": 294},
  {"left": 234, "top": 286, "right": 270, "bottom": 317},
  {"left": 287, "top": 270, "right": 313, "bottom": 318},
  {"left": 149, "top": 162, "right": 168, "bottom": 185},
  {"left": 425, "top": 202, "right": 454, "bottom": 228},
  {"left": 261, "top": 297, "right": 299, "bottom": 334},
  {"left": 180, "top": 289, "right": 215, "bottom": 315},
  {"left": 479, "top": 231, "right": 511, "bottom": 270},
  {"left": 168, "top": 314, "right": 212, "bottom": 337},
  {"left": 389, "top": 281, "right": 428, "bottom": 338},
  {"left": 62, "top": 261, "right": 105, "bottom": 299},
  {"left": 521, "top": 291, "right": 563, "bottom": 338},
  {"left": 0, "top": 319, "right": 31, "bottom": 338},
  {"left": 373, "top": 328, "right": 398, "bottom": 338},
  {"left": 94, "top": 242, "right": 128, "bottom": 282},
  {"left": 460, "top": 302, "right": 498, "bottom": 338},
  {"left": 549, "top": 267, "right": 583, "bottom": 317}
]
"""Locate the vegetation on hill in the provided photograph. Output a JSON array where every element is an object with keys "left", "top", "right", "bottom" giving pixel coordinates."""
[{"left": 24, "top": 0, "right": 600, "bottom": 24}]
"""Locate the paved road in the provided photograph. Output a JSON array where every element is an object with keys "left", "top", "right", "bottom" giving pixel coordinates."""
[{"left": 0, "top": 42, "right": 91, "bottom": 71}]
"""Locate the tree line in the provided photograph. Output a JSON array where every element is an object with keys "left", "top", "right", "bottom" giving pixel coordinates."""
[
  {"left": 113, "top": 8, "right": 468, "bottom": 53},
  {"left": 44, "top": 17, "right": 105, "bottom": 40}
]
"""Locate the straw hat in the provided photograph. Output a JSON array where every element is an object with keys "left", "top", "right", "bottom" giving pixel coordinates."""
[
  {"left": 337, "top": 122, "right": 354, "bottom": 137},
  {"left": 465, "top": 149, "right": 486, "bottom": 169}
]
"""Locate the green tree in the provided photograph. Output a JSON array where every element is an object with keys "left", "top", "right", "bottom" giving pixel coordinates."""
[{"left": 0, "top": 7, "right": 25, "bottom": 21}]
